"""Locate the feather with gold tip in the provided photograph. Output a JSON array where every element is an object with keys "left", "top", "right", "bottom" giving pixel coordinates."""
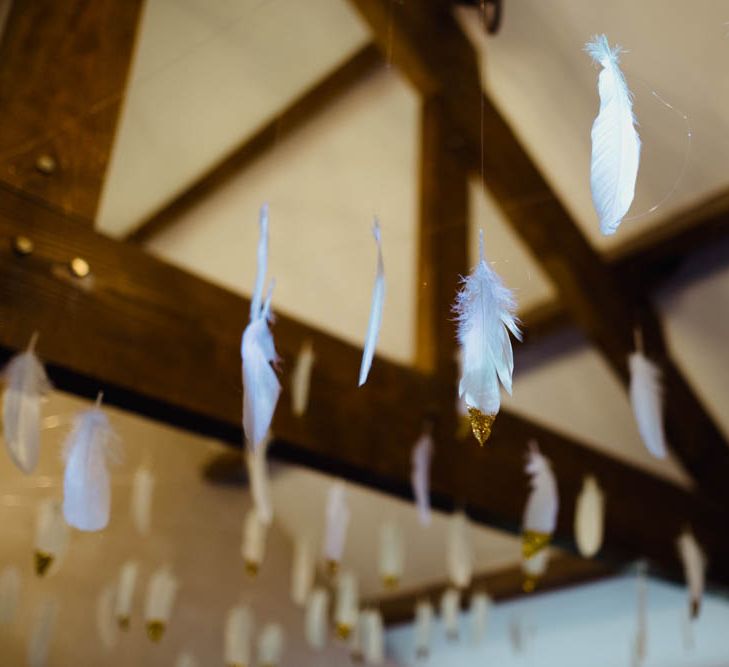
[
  {"left": 0, "top": 566, "right": 21, "bottom": 625},
  {"left": 225, "top": 604, "right": 253, "bottom": 667},
  {"left": 574, "top": 475, "right": 604, "bottom": 557},
  {"left": 413, "top": 600, "right": 433, "bottom": 659},
  {"left": 411, "top": 427, "right": 433, "bottom": 526},
  {"left": 454, "top": 230, "right": 520, "bottom": 445},
  {"left": 323, "top": 482, "right": 350, "bottom": 575},
  {"left": 34, "top": 499, "right": 69, "bottom": 577},
  {"left": 115, "top": 561, "right": 138, "bottom": 630},
  {"left": 176, "top": 652, "right": 198, "bottom": 667},
  {"left": 677, "top": 529, "right": 705, "bottom": 619},
  {"left": 242, "top": 508, "right": 267, "bottom": 576},
  {"left": 358, "top": 219, "right": 385, "bottom": 387},
  {"left": 2, "top": 332, "right": 50, "bottom": 474},
  {"left": 586, "top": 34, "right": 641, "bottom": 235},
  {"left": 629, "top": 334, "right": 667, "bottom": 459},
  {"left": 144, "top": 566, "right": 178, "bottom": 642},
  {"left": 441, "top": 588, "right": 460, "bottom": 640},
  {"left": 447, "top": 512, "right": 473, "bottom": 589},
  {"left": 521, "top": 442, "right": 558, "bottom": 590},
  {"left": 305, "top": 587, "right": 329, "bottom": 650},
  {"left": 258, "top": 623, "right": 284, "bottom": 667},
  {"left": 335, "top": 571, "right": 359, "bottom": 640},
  {"left": 291, "top": 340, "right": 315, "bottom": 417},
  {"left": 242, "top": 204, "right": 281, "bottom": 451},
  {"left": 291, "top": 537, "right": 315, "bottom": 606},
  {"left": 96, "top": 583, "right": 119, "bottom": 651},
  {"left": 246, "top": 433, "right": 273, "bottom": 524},
  {"left": 28, "top": 596, "right": 58, "bottom": 667},
  {"left": 379, "top": 520, "right": 404, "bottom": 590},
  {"left": 131, "top": 466, "right": 155, "bottom": 536}
]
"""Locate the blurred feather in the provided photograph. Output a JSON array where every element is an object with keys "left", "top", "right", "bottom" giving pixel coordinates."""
[{"left": 358, "top": 219, "right": 385, "bottom": 386}]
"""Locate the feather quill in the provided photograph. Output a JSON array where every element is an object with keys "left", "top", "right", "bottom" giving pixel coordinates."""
[
  {"left": 291, "top": 340, "right": 315, "bottom": 417},
  {"left": 586, "top": 34, "right": 641, "bottom": 235},
  {"left": 574, "top": 475, "right": 605, "bottom": 557},
  {"left": 411, "top": 428, "right": 433, "bottom": 526},
  {"left": 257, "top": 623, "right": 284, "bottom": 667},
  {"left": 144, "top": 566, "right": 178, "bottom": 642},
  {"left": 28, "top": 597, "right": 58, "bottom": 667},
  {"left": 246, "top": 433, "right": 273, "bottom": 524},
  {"left": 225, "top": 604, "right": 253, "bottom": 666},
  {"left": 2, "top": 333, "right": 50, "bottom": 474},
  {"left": 242, "top": 204, "right": 281, "bottom": 451},
  {"left": 413, "top": 600, "right": 433, "bottom": 659},
  {"left": 440, "top": 588, "right": 460, "bottom": 640},
  {"left": 0, "top": 566, "right": 21, "bottom": 625},
  {"left": 34, "top": 499, "right": 69, "bottom": 577},
  {"left": 358, "top": 219, "right": 385, "bottom": 387},
  {"left": 455, "top": 230, "right": 520, "bottom": 445},
  {"left": 291, "top": 537, "right": 315, "bottom": 607},
  {"left": 114, "top": 561, "right": 138, "bottom": 629},
  {"left": 629, "top": 350, "right": 667, "bottom": 459},
  {"left": 305, "top": 587, "right": 329, "bottom": 649},
  {"left": 96, "top": 583, "right": 119, "bottom": 650},
  {"left": 379, "top": 520, "right": 404, "bottom": 589},
  {"left": 447, "top": 512, "right": 473, "bottom": 589},
  {"left": 323, "top": 482, "right": 350, "bottom": 574},
  {"left": 131, "top": 466, "right": 154, "bottom": 535},
  {"left": 676, "top": 529, "right": 705, "bottom": 619}
]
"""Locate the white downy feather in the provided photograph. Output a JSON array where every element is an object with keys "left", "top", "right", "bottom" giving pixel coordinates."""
[
  {"left": 379, "top": 520, "right": 404, "bottom": 588},
  {"left": 676, "top": 530, "right": 705, "bottom": 619},
  {"left": 28, "top": 597, "right": 58, "bottom": 667},
  {"left": 144, "top": 566, "right": 178, "bottom": 641},
  {"left": 225, "top": 604, "right": 253, "bottom": 666},
  {"left": 242, "top": 508, "right": 268, "bottom": 574},
  {"left": 0, "top": 566, "right": 21, "bottom": 625},
  {"left": 176, "top": 652, "right": 198, "bottom": 667},
  {"left": 323, "top": 482, "right": 350, "bottom": 571},
  {"left": 335, "top": 571, "right": 359, "bottom": 639},
  {"left": 361, "top": 609, "right": 384, "bottom": 664},
  {"left": 454, "top": 230, "right": 520, "bottom": 445},
  {"left": 575, "top": 475, "right": 605, "bottom": 558},
  {"left": 440, "top": 588, "right": 460, "bottom": 640},
  {"left": 2, "top": 333, "right": 50, "bottom": 474},
  {"left": 62, "top": 394, "right": 118, "bottom": 532},
  {"left": 242, "top": 204, "right": 281, "bottom": 451},
  {"left": 131, "top": 466, "right": 155, "bottom": 535},
  {"left": 291, "top": 537, "right": 315, "bottom": 607},
  {"left": 114, "top": 561, "right": 139, "bottom": 628},
  {"left": 586, "top": 34, "right": 641, "bottom": 235},
  {"left": 413, "top": 600, "right": 433, "bottom": 659},
  {"left": 358, "top": 219, "right": 385, "bottom": 387},
  {"left": 246, "top": 433, "right": 273, "bottom": 525},
  {"left": 291, "top": 340, "right": 315, "bottom": 417},
  {"left": 34, "top": 499, "right": 69, "bottom": 576},
  {"left": 305, "top": 587, "right": 329, "bottom": 650},
  {"left": 411, "top": 428, "right": 433, "bottom": 526},
  {"left": 629, "top": 350, "right": 667, "bottom": 459},
  {"left": 447, "top": 512, "right": 473, "bottom": 589},
  {"left": 469, "top": 592, "right": 492, "bottom": 644},
  {"left": 258, "top": 623, "right": 285, "bottom": 667},
  {"left": 96, "top": 583, "right": 119, "bottom": 650}
]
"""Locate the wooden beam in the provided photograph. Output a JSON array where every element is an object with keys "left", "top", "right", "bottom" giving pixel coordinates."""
[
  {"left": 0, "top": 0, "right": 144, "bottom": 221},
  {"left": 125, "top": 42, "right": 383, "bottom": 244},
  {"left": 1, "top": 184, "right": 727, "bottom": 583},
  {"left": 347, "top": 0, "right": 729, "bottom": 504}
]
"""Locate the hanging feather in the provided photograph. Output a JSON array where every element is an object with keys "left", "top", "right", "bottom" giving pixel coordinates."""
[
  {"left": 521, "top": 442, "right": 558, "bottom": 591},
  {"left": 28, "top": 597, "right": 58, "bottom": 667},
  {"left": 469, "top": 591, "right": 492, "bottom": 645},
  {"left": 241, "top": 508, "right": 267, "bottom": 576},
  {"left": 574, "top": 475, "right": 605, "bottom": 558},
  {"left": 411, "top": 428, "right": 433, "bottom": 527},
  {"left": 0, "top": 566, "right": 21, "bottom": 625},
  {"left": 144, "top": 566, "right": 178, "bottom": 642},
  {"left": 2, "top": 332, "right": 50, "bottom": 474},
  {"left": 225, "top": 604, "right": 253, "bottom": 667},
  {"left": 586, "top": 34, "right": 641, "bottom": 235},
  {"left": 361, "top": 609, "right": 384, "bottom": 664},
  {"left": 349, "top": 611, "right": 364, "bottom": 662},
  {"left": 291, "top": 340, "right": 315, "bottom": 417},
  {"left": 676, "top": 529, "right": 705, "bottom": 619},
  {"left": 291, "top": 537, "right": 315, "bottom": 607},
  {"left": 242, "top": 204, "right": 281, "bottom": 451},
  {"left": 413, "top": 600, "right": 433, "bottom": 659},
  {"left": 323, "top": 482, "right": 350, "bottom": 576},
  {"left": 379, "top": 520, "right": 404, "bottom": 590},
  {"left": 454, "top": 230, "right": 520, "bottom": 445},
  {"left": 176, "top": 652, "right": 198, "bottom": 667},
  {"left": 257, "top": 623, "right": 285, "bottom": 667},
  {"left": 358, "top": 219, "right": 385, "bottom": 387},
  {"left": 335, "top": 571, "right": 359, "bottom": 640},
  {"left": 305, "top": 587, "right": 329, "bottom": 650},
  {"left": 632, "top": 564, "right": 648, "bottom": 667},
  {"left": 34, "top": 499, "right": 69, "bottom": 577},
  {"left": 447, "top": 512, "right": 473, "bottom": 589},
  {"left": 629, "top": 346, "right": 667, "bottom": 459},
  {"left": 115, "top": 561, "right": 139, "bottom": 630},
  {"left": 96, "top": 583, "right": 119, "bottom": 651},
  {"left": 131, "top": 466, "right": 155, "bottom": 536},
  {"left": 62, "top": 393, "right": 118, "bottom": 532},
  {"left": 440, "top": 588, "right": 460, "bottom": 641},
  {"left": 246, "top": 434, "right": 273, "bottom": 525}
]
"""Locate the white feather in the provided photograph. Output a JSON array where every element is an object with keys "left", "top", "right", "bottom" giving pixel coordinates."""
[
  {"left": 574, "top": 475, "right": 605, "bottom": 558},
  {"left": 586, "top": 34, "right": 641, "bottom": 235},
  {"left": 2, "top": 333, "right": 50, "bottom": 474},
  {"left": 144, "top": 566, "right": 178, "bottom": 624},
  {"left": 35, "top": 499, "right": 69, "bottom": 576},
  {"left": 629, "top": 351, "right": 667, "bottom": 459},
  {"left": 242, "top": 508, "right": 267, "bottom": 572},
  {"left": 323, "top": 482, "right": 350, "bottom": 567},
  {"left": 469, "top": 592, "right": 492, "bottom": 644},
  {"left": 455, "top": 230, "right": 520, "bottom": 418},
  {"left": 176, "top": 652, "right": 198, "bottom": 667},
  {"left": 257, "top": 623, "right": 284, "bottom": 666},
  {"left": 335, "top": 571, "right": 359, "bottom": 636},
  {"left": 379, "top": 520, "right": 404, "bottom": 587},
  {"left": 62, "top": 396, "right": 117, "bottom": 532},
  {"left": 0, "top": 566, "right": 21, "bottom": 625},
  {"left": 447, "top": 512, "right": 473, "bottom": 589},
  {"left": 358, "top": 219, "right": 385, "bottom": 387},
  {"left": 677, "top": 530, "right": 705, "bottom": 619},
  {"left": 246, "top": 433, "right": 273, "bottom": 524},
  {"left": 411, "top": 429, "right": 433, "bottom": 526},
  {"left": 361, "top": 609, "right": 384, "bottom": 664},
  {"left": 291, "top": 537, "right": 315, "bottom": 607},
  {"left": 225, "top": 604, "right": 253, "bottom": 666},
  {"left": 96, "top": 583, "right": 119, "bottom": 650},
  {"left": 28, "top": 597, "right": 58, "bottom": 667},
  {"left": 131, "top": 466, "right": 154, "bottom": 535},
  {"left": 242, "top": 204, "right": 281, "bottom": 451},
  {"left": 291, "top": 340, "right": 315, "bottom": 417},
  {"left": 305, "top": 587, "right": 329, "bottom": 649},
  {"left": 114, "top": 561, "right": 139, "bottom": 627},
  {"left": 523, "top": 443, "right": 558, "bottom": 535},
  {"left": 413, "top": 601, "right": 433, "bottom": 658},
  {"left": 440, "top": 588, "right": 460, "bottom": 640}
]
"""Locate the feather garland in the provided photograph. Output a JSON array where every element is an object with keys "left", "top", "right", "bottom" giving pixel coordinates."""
[
  {"left": 334, "top": 571, "right": 359, "bottom": 640},
  {"left": 586, "top": 34, "right": 641, "bottom": 235},
  {"left": 257, "top": 623, "right": 284, "bottom": 667},
  {"left": 176, "top": 652, "right": 198, "bottom": 667},
  {"left": 115, "top": 561, "right": 139, "bottom": 630},
  {"left": 413, "top": 600, "right": 433, "bottom": 659},
  {"left": 291, "top": 537, "right": 315, "bottom": 607},
  {"left": 522, "top": 442, "right": 558, "bottom": 591},
  {"left": 0, "top": 566, "right": 21, "bottom": 625},
  {"left": 305, "top": 587, "right": 329, "bottom": 650},
  {"left": 291, "top": 340, "right": 315, "bottom": 417},
  {"left": 2, "top": 332, "right": 50, "bottom": 474},
  {"left": 574, "top": 475, "right": 605, "bottom": 558},
  {"left": 358, "top": 219, "right": 385, "bottom": 387},
  {"left": 131, "top": 466, "right": 155, "bottom": 536},
  {"left": 242, "top": 204, "right": 281, "bottom": 451},
  {"left": 676, "top": 529, "right": 705, "bottom": 619},
  {"left": 34, "top": 499, "right": 69, "bottom": 577},
  {"left": 225, "top": 604, "right": 253, "bottom": 667},
  {"left": 379, "top": 520, "right": 404, "bottom": 589},
  {"left": 440, "top": 588, "right": 460, "bottom": 641},
  {"left": 242, "top": 508, "right": 268, "bottom": 576},
  {"left": 96, "top": 583, "right": 119, "bottom": 651},
  {"left": 246, "top": 433, "right": 273, "bottom": 524},
  {"left": 447, "top": 512, "right": 473, "bottom": 589},
  {"left": 629, "top": 348, "right": 667, "bottom": 459},
  {"left": 62, "top": 393, "right": 118, "bottom": 532},
  {"left": 323, "top": 482, "right": 350, "bottom": 575},
  {"left": 361, "top": 609, "right": 384, "bottom": 664},
  {"left": 144, "top": 566, "right": 178, "bottom": 642},
  {"left": 411, "top": 428, "right": 433, "bottom": 526},
  {"left": 28, "top": 597, "right": 58, "bottom": 667},
  {"left": 454, "top": 230, "right": 520, "bottom": 445},
  {"left": 469, "top": 592, "right": 492, "bottom": 645}
]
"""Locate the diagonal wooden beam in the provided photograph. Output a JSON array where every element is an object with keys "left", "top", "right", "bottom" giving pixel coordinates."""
[
  {"left": 0, "top": 0, "right": 145, "bottom": 222},
  {"left": 346, "top": 0, "right": 729, "bottom": 504},
  {"left": 124, "top": 42, "right": 383, "bottom": 244}
]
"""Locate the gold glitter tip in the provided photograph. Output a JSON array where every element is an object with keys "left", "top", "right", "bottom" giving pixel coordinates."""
[
  {"left": 522, "top": 530, "right": 551, "bottom": 559},
  {"left": 382, "top": 574, "right": 399, "bottom": 591},
  {"left": 467, "top": 408, "right": 495, "bottom": 445},
  {"left": 335, "top": 623, "right": 352, "bottom": 640},
  {"left": 325, "top": 559, "right": 339, "bottom": 578},
  {"left": 522, "top": 576, "right": 537, "bottom": 593},
  {"left": 244, "top": 560, "right": 259, "bottom": 577},
  {"left": 117, "top": 616, "right": 130, "bottom": 631},
  {"left": 34, "top": 551, "right": 53, "bottom": 577},
  {"left": 146, "top": 620, "right": 166, "bottom": 642}
]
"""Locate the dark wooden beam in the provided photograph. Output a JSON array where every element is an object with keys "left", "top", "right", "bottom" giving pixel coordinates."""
[
  {"left": 124, "top": 42, "right": 383, "bottom": 244},
  {"left": 2, "top": 184, "right": 727, "bottom": 583},
  {"left": 0, "top": 0, "right": 145, "bottom": 221},
  {"left": 347, "top": 0, "right": 729, "bottom": 505}
]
